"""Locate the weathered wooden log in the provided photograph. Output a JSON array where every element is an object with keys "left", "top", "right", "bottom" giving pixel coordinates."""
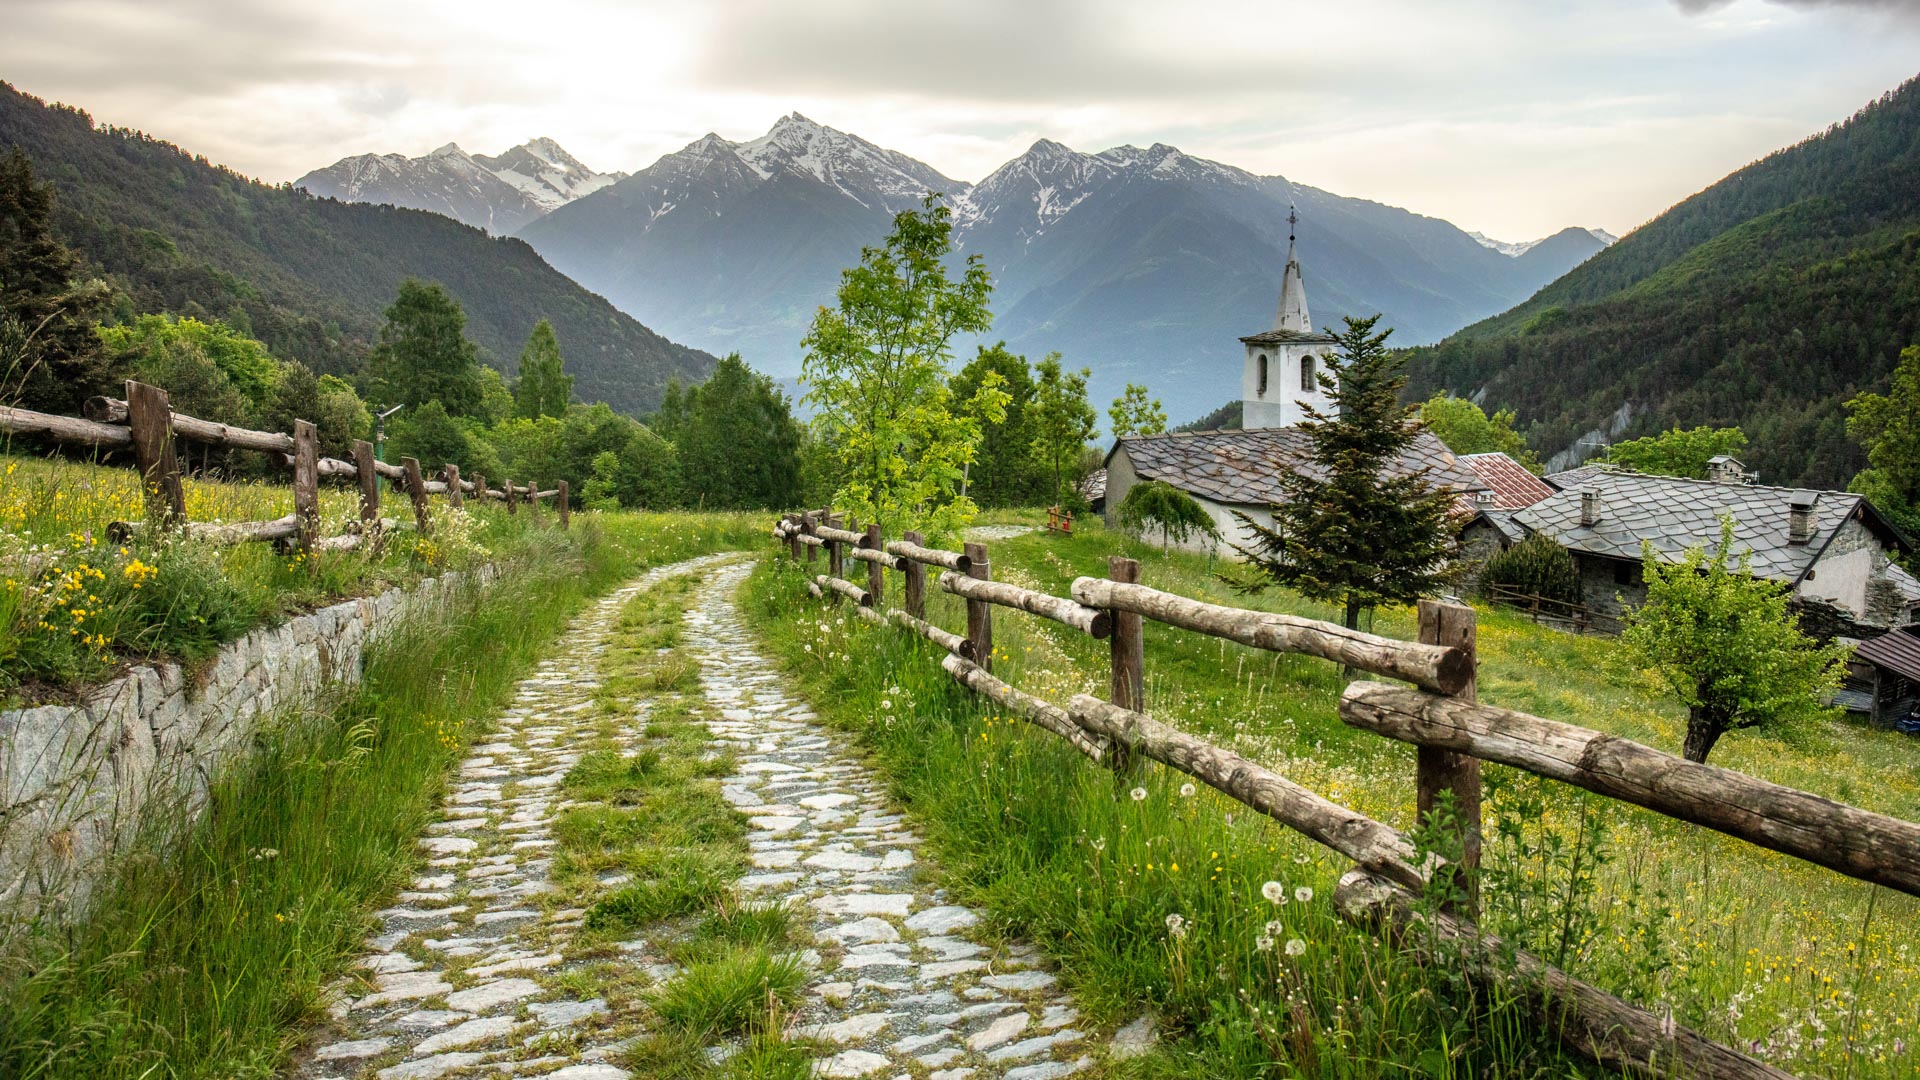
[
  {"left": 1105, "top": 556, "right": 1145, "bottom": 773},
  {"left": 864, "top": 523, "right": 886, "bottom": 608},
  {"left": 1335, "top": 868, "right": 1793, "bottom": 1079},
  {"left": 292, "top": 419, "right": 320, "bottom": 551},
  {"left": 126, "top": 381, "right": 185, "bottom": 526},
  {"left": 535, "top": 488, "right": 560, "bottom": 500},
  {"left": 1070, "top": 578, "right": 1471, "bottom": 695},
  {"left": 939, "top": 571, "right": 1112, "bottom": 639},
  {"left": 1415, "top": 599, "right": 1480, "bottom": 917},
  {"left": 353, "top": 440, "right": 380, "bottom": 524},
  {"left": 814, "top": 524, "right": 870, "bottom": 547},
  {"left": 110, "top": 514, "right": 301, "bottom": 546},
  {"left": 444, "top": 464, "right": 464, "bottom": 509},
  {"left": 964, "top": 542, "right": 993, "bottom": 672},
  {"left": 846, "top": 546, "right": 904, "bottom": 571},
  {"left": 886, "top": 607, "right": 976, "bottom": 660},
  {"left": 1341, "top": 681, "right": 1920, "bottom": 898},
  {"left": 853, "top": 604, "right": 885, "bottom": 627},
  {"left": 883, "top": 539, "right": 970, "bottom": 573},
  {"left": 1, "top": 405, "right": 135, "bottom": 447},
  {"left": 807, "top": 581, "right": 825, "bottom": 601},
  {"left": 90, "top": 393, "right": 296, "bottom": 454},
  {"left": 944, "top": 655, "right": 1108, "bottom": 762},
  {"left": 286, "top": 450, "right": 405, "bottom": 481},
  {"left": 557, "top": 481, "right": 569, "bottom": 529},
  {"left": 401, "top": 457, "right": 431, "bottom": 534},
  {"left": 797, "top": 534, "right": 827, "bottom": 548},
  {"left": 1067, "top": 694, "right": 1427, "bottom": 891},
  {"left": 420, "top": 480, "right": 451, "bottom": 495},
  {"left": 900, "top": 530, "right": 929, "bottom": 620},
  {"left": 815, "top": 574, "right": 871, "bottom": 607}
]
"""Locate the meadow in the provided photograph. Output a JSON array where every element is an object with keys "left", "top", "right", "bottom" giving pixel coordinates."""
[{"left": 742, "top": 512, "right": 1920, "bottom": 1078}]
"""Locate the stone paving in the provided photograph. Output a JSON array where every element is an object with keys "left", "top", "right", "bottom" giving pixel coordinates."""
[
  {"left": 691, "top": 561, "right": 1097, "bottom": 1080},
  {"left": 297, "top": 553, "right": 1120, "bottom": 1080}
]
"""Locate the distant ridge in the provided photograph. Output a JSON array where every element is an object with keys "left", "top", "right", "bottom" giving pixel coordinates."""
[
  {"left": 0, "top": 82, "right": 710, "bottom": 415},
  {"left": 296, "top": 138, "right": 624, "bottom": 235},
  {"left": 1405, "top": 73, "right": 1920, "bottom": 489}
]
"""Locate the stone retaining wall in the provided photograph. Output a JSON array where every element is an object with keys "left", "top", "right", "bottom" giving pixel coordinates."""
[{"left": 0, "top": 564, "right": 497, "bottom": 943}]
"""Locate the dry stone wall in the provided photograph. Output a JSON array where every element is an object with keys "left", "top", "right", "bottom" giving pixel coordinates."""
[{"left": 0, "top": 565, "right": 497, "bottom": 944}]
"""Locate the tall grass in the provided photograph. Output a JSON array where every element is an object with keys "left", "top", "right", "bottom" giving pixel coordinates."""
[
  {"left": 0, "top": 511, "right": 765, "bottom": 1080},
  {"left": 741, "top": 516, "right": 1920, "bottom": 1077}
]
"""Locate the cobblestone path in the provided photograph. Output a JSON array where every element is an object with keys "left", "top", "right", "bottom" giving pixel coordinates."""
[
  {"left": 692, "top": 562, "right": 1092, "bottom": 1080},
  {"left": 299, "top": 554, "right": 1096, "bottom": 1080}
]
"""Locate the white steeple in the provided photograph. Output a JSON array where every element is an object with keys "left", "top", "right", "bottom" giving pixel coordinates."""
[{"left": 1272, "top": 206, "right": 1310, "bottom": 333}]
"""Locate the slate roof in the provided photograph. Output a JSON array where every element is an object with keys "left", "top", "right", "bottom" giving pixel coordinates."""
[
  {"left": 1459, "top": 453, "right": 1555, "bottom": 510},
  {"left": 1544, "top": 463, "right": 1616, "bottom": 490},
  {"left": 1512, "top": 472, "right": 1888, "bottom": 584},
  {"left": 1109, "top": 428, "right": 1486, "bottom": 508},
  {"left": 1471, "top": 509, "right": 1529, "bottom": 544},
  {"left": 1239, "top": 329, "right": 1339, "bottom": 346},
  {"left": 1857, "top": 628, "right": 1920, "bottom": 683},
  {"left": 1079, "top": 468, "right": 1107, "bottom": 503}
]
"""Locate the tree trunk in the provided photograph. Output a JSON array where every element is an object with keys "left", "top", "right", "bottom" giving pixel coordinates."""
[
  {"left": 1342, "top": 595, "right": 1363, "bottom": 678},
  {"left": 1683, "top": 706, "right": 1724, "bottom": 764}
]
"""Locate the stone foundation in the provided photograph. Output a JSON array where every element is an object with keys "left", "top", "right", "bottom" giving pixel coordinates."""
[{"left": 0, "top": 565, "right": 496, "bottom": 943}]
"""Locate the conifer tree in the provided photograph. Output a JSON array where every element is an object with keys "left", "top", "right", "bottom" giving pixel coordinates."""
[
  {"left": 366, "top": 279, "right": 484, "bottom": 418},
  {"left": 1228, "top": 315, "right": 1458, "bottom": 631},
  {"left": 675, "top": 353, "right": 802, "bottom": 509},
  {"left": 0, "top": 148, "right": 109, "bottom": 411},
  {"left": 514, "top": 318, "right": 572, "bottom": 419}
]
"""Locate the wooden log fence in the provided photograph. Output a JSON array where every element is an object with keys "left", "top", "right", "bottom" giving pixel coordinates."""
[
  {"left": 770, "top": 510, "right": 1910, "bottom": 1079},
  {"left": 2, "top": 382, "right": 578, "bottom": 553}
]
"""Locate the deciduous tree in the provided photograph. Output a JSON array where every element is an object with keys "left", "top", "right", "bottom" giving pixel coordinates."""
[
  {"left": 1030, "top": 354, "right": 1095, "bottom": 508},
  {"left": 1846, "top": 344, "right": 1920, "bottom": 538},
  {"left": 800, "top": 195, "right": 1001, "bottom": 537},
  {"left": 366, "top": 279, "right": 485, "bottom": 419},
  {"left": 1418, "top": 393, "right": 1539, "bottom": 471},
  {"left": 951, "top": 343, "right": 1045, "bottom": 507},
  {"left": 1621, "top": 520, "right": 1847, "bottom": 763},
  {"left": 1109, "top": 382, "right": 1167, "bottom": 440},
  {"left": 1605, "top": 426, "right": 1748, "bottom": 480},
  {"left": 675, "top": 353, "right": 801, "bottom": 509},
  {"left": 1118, "top": 480, "right": 1220, "bottom": 553}
]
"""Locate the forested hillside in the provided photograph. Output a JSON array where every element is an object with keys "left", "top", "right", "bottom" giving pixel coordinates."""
[
  {"left": 1406, "top": 74, "right": 1920, "bottom": 488},
  {"left": 0, "top": 82, "right": 712, "bottom": 415}
]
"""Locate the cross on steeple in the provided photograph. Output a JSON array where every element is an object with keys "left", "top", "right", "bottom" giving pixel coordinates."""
[{"left": 1288, "top": 204, "right": 1297, "bottom": 242}]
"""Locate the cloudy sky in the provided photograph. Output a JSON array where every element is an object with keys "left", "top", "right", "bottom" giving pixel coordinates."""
[{"left": 5, "top": 0, "right": 1918, "bottom": 240}]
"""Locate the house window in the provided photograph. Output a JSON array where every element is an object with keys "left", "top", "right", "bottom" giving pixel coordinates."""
[
  {"left": 1257, "top": 354, "right": 1268, "bottom": 396},
  {"left": 1301, "top": 354, "right": 1315, "bottom": 392},
  {"left": 1613, "top": 561, "right": 1639, "bottom": 586}
]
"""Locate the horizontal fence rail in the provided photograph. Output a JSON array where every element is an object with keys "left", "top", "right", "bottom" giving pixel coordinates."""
[
  {"left": 768, "top": 509, "right": 1906, "bottom": 1080},
  {"left": 2, "top": 381, "right": 571, "bottom": 552}
]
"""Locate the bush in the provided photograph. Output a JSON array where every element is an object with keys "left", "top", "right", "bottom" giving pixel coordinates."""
[
  {"left": 1118, "top": 480, "right": 1220, "bottom": 552},
  {"left": 1480, "top": 533, "right": 1581, "bottom": 605}
]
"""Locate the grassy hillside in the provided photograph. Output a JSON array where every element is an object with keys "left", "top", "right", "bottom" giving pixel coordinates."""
[
  {"left": 1406, "top": 74, "right": 1920, "bottom": 487},
  {"left": 0, "top": 82, "right": 714, "bottom": 415},
  {"left": 745, "top": 513, "right": 1920, "bottom": 1077}
]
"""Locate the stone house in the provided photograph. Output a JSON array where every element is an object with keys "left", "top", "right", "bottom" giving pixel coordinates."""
[
  {"left": 1453, "top": 452, "right": 1556, "bottom": 587},
  {"left": 1511, "top": 471, "right": 1920, "bottom": 633}
]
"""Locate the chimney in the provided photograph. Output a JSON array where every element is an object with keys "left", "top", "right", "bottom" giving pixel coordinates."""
[
  {"left": 1580, "top": 489, "right": 1601, "bottom": 527},
  {"left": 1788, "top": 490, "right": 1818, "bottom": 544}
]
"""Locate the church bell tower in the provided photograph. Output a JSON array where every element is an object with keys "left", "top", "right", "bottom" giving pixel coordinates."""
[{"left": 1240, "top": 208, "right": 1337, "bottom": 428}]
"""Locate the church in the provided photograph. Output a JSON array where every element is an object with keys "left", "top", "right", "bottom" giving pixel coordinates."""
[{"left": 1100, "top": 212, "right": 1485, "bottom": 555}]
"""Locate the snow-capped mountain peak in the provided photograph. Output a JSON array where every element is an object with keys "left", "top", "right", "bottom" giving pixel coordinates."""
[
  {"left": 1470, "top": 227, "right": 1618, "bottom": 257},
  {"left": 733, "top": 113, "right": 956, "bottom": 207},
  {"left": 296, "top": 137, "right": 623, "bottom": 234}
]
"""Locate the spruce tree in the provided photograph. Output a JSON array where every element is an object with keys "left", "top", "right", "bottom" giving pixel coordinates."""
[
  {"left": 1228, "top": 315, "right": 1459, "bottom": 631},
  {"left": 514, "top": 318, "right": 572, "bottom": 419},
  {"left": 0, "top": 148, "right": 109, "bottom": 411},
  {"left": 365, "top": 279, "right": 484, "bottom": 418}
]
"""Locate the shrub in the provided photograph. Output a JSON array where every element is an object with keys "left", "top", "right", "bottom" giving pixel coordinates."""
[
  {"left": 1480, "top": 533, "right": 1581, "bottom": 605},
  {"left": 1117, "top": 480, "right": 1220, "bottom": 553}
]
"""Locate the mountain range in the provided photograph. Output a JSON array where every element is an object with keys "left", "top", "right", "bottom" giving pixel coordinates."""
[
  {"left": 304, "top": 115, "right": 1611, "bottom": 424},
  {"left": 295, "top": 138, "right": 624, "bottom": 235},
  {"left": 1405, "top": 74, "right": 1920, "bottom": 490},
  {"left": 0, "top": 83, "right": 711, "bottom": 415}
]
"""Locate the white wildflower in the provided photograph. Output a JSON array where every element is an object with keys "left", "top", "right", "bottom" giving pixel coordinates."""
[
  {"left": 1262, "top": 881, "right": 1286, "bottom": 904},
  {"left": 1179, "top": 782, "right": 1196, "bottom": 798},
  {"left": 881, "top": 699, "right": 892, "bottom": 711},
  {"left": 1285, "top": 938, "right": 1307, "bottom": 956},
  {"left": 1255, "top": 935, "right": 1275, "bottom": 952},
  {"left": 1265, "top": 920, "right": 1284, "bottom": 936},
  {"left": 1165, "top": 913, "right": 1188, "bottom": 940},
  {"left": 1295, "top": 886, "right": 1314, "bottom": 903},
  {"left": 1130, "top": 787, "right": 1147, "bottom": 802}
]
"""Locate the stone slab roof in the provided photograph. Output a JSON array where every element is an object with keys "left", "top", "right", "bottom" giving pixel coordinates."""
[
  {"left": 1239, "top": 329, "right": 1339, "bottom": 346},
  {"left": 1079, "top": 468, "right": 1107, "bottom": 503},
  {"left": 1110, "top": 427, "right": 1486, "bottom": 508},
  {"left": 1544, "top": 463, "right": 1615, "bottom": 490},
  {"left": 1459, "top": 453, "right": 1555, "bottom": 510},
  {"left": 1512, "top": 472, "right": 1874, "bottom": 584}
]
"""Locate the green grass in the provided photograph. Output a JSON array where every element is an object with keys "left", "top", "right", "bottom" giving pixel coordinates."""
[
  {"left": 741, "top": 513, "right": 1920, "bottom": 1078},
  {"left": 648, "top": 947, "right": 809, "bottom": 1037},
  {"left": 0, "top": 510, "right": 766, "bottom": 1080}
]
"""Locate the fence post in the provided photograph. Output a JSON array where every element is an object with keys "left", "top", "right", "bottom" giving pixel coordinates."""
[
  {"left": 443, "top": 463, "right": 464, "bottom": 509},
  {"left": 1106, "top": 555, "right": 1144, "bottom": 771},
  {"left": 865, "top": 523, "right": 885, "bottom": 610},
  {"left": 1416, "top": 598, "right": 1481, "bottom": 918},
  {"left": 965, "top": 541, "right": 993, "bottom": 673},
  {"left": 352, "top": 439, "right": 380, "bottom": 526},
  {"left": 528, "top": 481, "right": 542, "bottom": 523},
  {"left": 827, "top": 513, "right": 844, "bottom": 597},
  {"left": 902, "top": 529, "right": 927, "bottom": 620},
  {"left": 401, "top": 456, "right": 432, "bottom": 535},
  {"left": 292, "top": 419, "right": 319, "bottom": 551},
  {"left": 557, "top": 481, "right": 570, "bottom": 530},
  {"left": 505, "top": 478, "right": 518, "bottom": 515},
  {"left": 804, "top": 512, "right": 818, "bottom": 564},
  {"left": 125, "top": 380, "right": 184, "bottom": 527},
  {"left": 472, "top": 472, "right": 487, "bottom": 506}
]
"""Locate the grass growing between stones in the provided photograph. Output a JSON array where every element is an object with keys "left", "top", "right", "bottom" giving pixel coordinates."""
[
  {"left": 742, "top": 516, "right": 1920, "bottom": 1078},
  {"left": 0, "top": 512, "right": 766, "bottom": 1080},
  {"left": 541, "top": 568, "right": 815, "bottom": 1080}
]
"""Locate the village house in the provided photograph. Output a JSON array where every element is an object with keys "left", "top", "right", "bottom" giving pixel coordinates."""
[
  {"left": 1102, "top": 212, "right": 1489, "bottom": 554},
  {"left": 1452, "top": 451, "right": 1557, "bottom": 586},
  {"left": 1511, "top": 470, "right": 1920, "bottom": 634}
]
